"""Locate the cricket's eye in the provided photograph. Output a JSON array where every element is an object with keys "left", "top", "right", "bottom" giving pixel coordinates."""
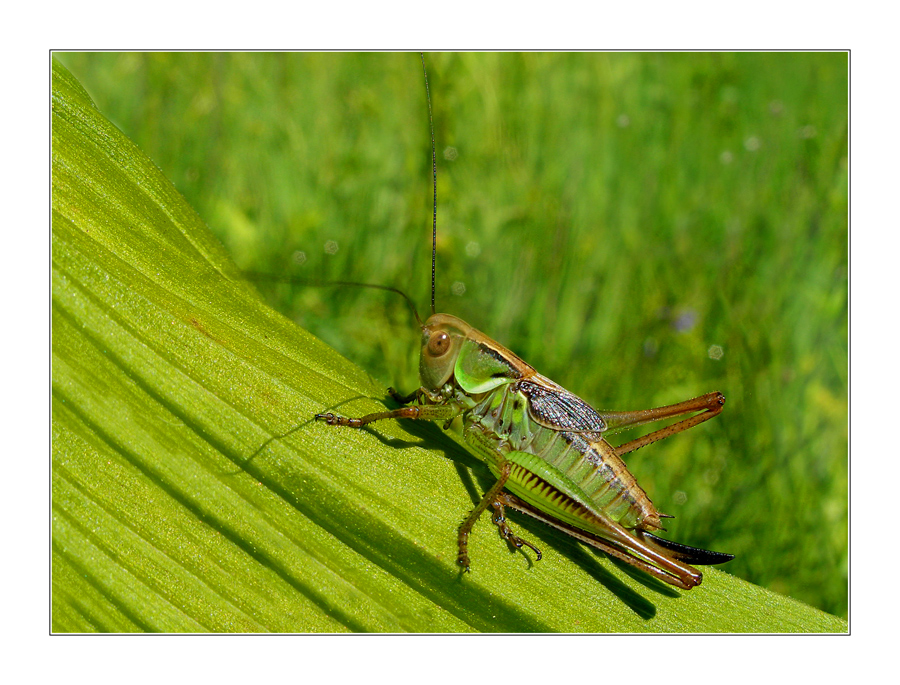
[{"left": 427, "top": 331, "right": 451, "bottom": 357}]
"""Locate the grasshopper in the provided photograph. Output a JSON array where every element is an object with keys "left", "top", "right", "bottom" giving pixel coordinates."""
[{"left": 315, "top": 55, "right": 733, "bottom": 590}]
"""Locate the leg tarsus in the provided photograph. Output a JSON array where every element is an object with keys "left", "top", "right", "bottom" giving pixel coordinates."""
[{"left": 491, "top": 500, "right": 542, "bottom": 561}]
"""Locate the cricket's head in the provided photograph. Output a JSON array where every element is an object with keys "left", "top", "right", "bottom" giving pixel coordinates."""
[
  {"left": 418, "top": 313, "right": 472, "bottom": 390},
  {"left": 418, "top": 313, "right": 535, "bottom": 393}
]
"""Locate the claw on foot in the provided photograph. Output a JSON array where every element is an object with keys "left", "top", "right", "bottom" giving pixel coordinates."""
[
  {"left": 509, "top": 535, "right": 542, "bottom": 561},
  {"left": 491, "top": 500, "right": 542, "bottom": 562}
]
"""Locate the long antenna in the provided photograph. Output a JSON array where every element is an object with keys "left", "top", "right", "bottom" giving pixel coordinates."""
[
  {"left": 421, "top": 52, "right": 437, "bottom": 316},
  {"left": 243, "top": 272, "right": 423, "bottom": 327}
]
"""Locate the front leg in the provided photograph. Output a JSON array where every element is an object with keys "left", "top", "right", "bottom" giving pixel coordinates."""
[
  {"left": 315, "top": 403, "right": 458, "bottom": 427},
  {"left": 315, "top": 387, "right": 459, "bottom": 427}
]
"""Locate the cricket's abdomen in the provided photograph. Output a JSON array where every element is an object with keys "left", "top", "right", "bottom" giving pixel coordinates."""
[{"left": 464, "top": 382, "right": 665, "bottom": 532}]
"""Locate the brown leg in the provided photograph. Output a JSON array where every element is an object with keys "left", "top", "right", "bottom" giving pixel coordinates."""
[
  {"left": 457, "top": 461, "right": 512, "bottom": 571},
  {"left": 495, "top": 492, "right": 703, "bottom": 590},
  {"left": 315, "top": 401, "right": 457, "bottom": 428},
  {"left": 599, "top": 392, "right": 725, "bottom": 457}
]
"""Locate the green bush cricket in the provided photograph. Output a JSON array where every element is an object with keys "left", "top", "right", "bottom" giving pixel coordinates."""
[{"left": 316, "top": 54, "right": 734, "bottom": 590}]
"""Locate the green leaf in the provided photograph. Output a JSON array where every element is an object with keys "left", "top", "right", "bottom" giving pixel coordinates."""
[{"left": 51, "top": 58, "right": 846, "bottom": 633}]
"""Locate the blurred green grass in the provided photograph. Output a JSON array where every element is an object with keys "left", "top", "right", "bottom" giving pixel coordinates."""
[{"left": 55, "top": 52, "right": 848, "bottom": 618}]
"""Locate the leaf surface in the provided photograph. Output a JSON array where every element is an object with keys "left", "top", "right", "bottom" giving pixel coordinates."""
[{"left": 51, "top": 59, "right": 846, "bottom": 633}]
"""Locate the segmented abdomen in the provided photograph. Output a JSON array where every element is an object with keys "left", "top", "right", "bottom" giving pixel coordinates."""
[{"left": 463, "top": 382, "right": 663, "bottom": 531}]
